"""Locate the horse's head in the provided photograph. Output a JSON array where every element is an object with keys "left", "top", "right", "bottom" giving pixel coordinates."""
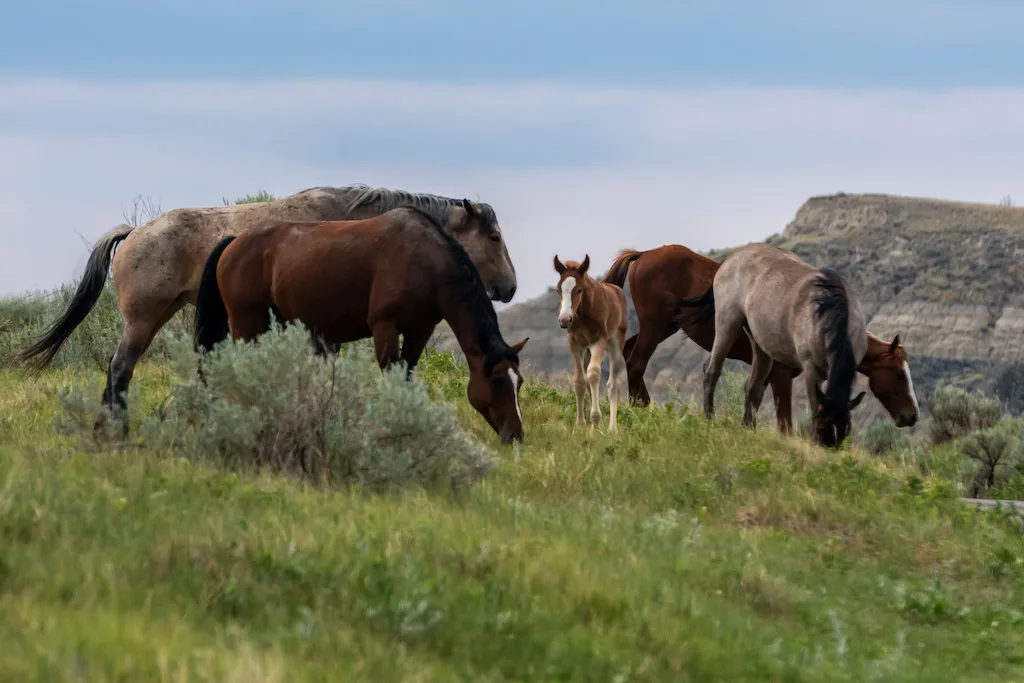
[
  {"left": 863, "top": 334, "right": 920, "bottom": 428},
  {"left": 552, "top": 254, "right": 592, "bottom": 329},
  {"left": 468, "top": 338, "right": 529, "bottom": 444},
  {"left": 813, "top": 390, "right": 866, "bottom": 449},
  {"left": 449, "top": 199, "right": 517, "bottom": 303}
]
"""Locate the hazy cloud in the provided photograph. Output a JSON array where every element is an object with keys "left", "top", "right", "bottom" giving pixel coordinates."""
[{"left": 2, "top": 78, "right": 1023, "bottom": 301}]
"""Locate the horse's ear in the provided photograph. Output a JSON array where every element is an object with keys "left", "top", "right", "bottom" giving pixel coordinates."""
[
  {"left": 511, "top": 337, "right": 529, "bottom": 353},
  {"left": 553, "top": 255, "right": 566, "bottom": 274},
  {"left": 890, "top": 335, "right": 900, "bottom": 354},
  {"left": 849, "top": 391, "right": 867, "bottom": 410},
  {"left": 579, "top": 254, "right": 590, "bottom": 275},
  {"left": 462, "top": 198, "right": 477, "bottom": 218}
]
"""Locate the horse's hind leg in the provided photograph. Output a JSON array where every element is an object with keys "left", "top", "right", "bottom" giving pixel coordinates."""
[
  {"left": 606, "top": 333, "right": 627, "bottom": 433},
  {"left": 742, "top": 327, "right": 773, "bottom": 429},
  {"left": 703, "top": 303, "right": 745, "bottom": 421},
  {"left": 624, "top": 322, "right": 674, "bottom": 407},
  {"left": 100, "top": 298, "right": 184, "bottom": 434}
]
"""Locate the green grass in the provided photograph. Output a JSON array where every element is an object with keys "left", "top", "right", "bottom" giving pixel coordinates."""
[{"left": 0, "top": 351, "right": 1022, "bottom": 682}]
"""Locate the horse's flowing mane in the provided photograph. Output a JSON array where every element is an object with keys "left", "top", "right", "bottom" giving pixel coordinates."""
[
  {"left": 298, "top": 184, "right": 500, "bottom": 232},
  {"left": 812, "top": 267, "right": 857, "bottom": 442},
  {"left": 394, "top": 206, "right": 516, "bottom": 369}
]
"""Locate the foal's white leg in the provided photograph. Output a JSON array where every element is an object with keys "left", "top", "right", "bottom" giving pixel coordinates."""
[
  {"left": 569, "top": 336, "right": 587, "bottom": 427},
  {"left": 606, "top": 335, "right": 623, "bottom": 433},
  {"left": 587, "top": 339, "right": 608, "bottom": 430}
]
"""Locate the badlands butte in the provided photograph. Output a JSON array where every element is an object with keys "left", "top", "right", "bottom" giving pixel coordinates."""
[{"left": 431, "top": 192, "right": 1024, "bottom": 436}]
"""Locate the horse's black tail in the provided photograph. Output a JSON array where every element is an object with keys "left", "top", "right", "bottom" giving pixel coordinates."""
[
  {"left": 16, "top": 223, "right": 135, "bottom": 371},
  {"left": 194, "top": 236, "right": 236, "bottom": 354},
  {"left": 813, "top": 267, "right": 857, "bottom": 447},
  {"left": 669, "top": 283, "right": 716, "bottom": 329},
  {"left": 601, "top": 249, "right": 644, "bottom": 287}
]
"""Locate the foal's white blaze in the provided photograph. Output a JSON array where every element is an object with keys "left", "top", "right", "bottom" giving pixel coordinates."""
[
  {"left": 558, "top": 277, "right": 576, "bottom": 321},
  {"left": 508, "top": 368, "right": 522, "bottom": 422},
  {"left": 903, "top": 361, "right": 920, "bottom": 414}
]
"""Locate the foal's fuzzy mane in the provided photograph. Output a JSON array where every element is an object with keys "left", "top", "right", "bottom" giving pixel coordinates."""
[
  {"left": 395, "top": 206, "right": 516, "bottom": 369},
  {"left": 298, "top": 183, "right": 500, "bottom": 233}
]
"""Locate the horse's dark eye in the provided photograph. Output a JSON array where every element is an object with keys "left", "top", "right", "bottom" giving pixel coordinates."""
[{"left": 488, "top": 234, "right": 501, "bottom": 243}]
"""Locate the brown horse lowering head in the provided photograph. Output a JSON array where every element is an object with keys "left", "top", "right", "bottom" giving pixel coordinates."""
[
  {"left": 552, "top": 254, "right": 592, "bottom": 328},
  {"left": 448, "top": 199, "right": 517, "bottom": 303},
  {"left": 862, "top": 334, "right": 920, "bottom": 428},
  {"left": 468, "top": 338, "right": 529, "bottom": 444}
]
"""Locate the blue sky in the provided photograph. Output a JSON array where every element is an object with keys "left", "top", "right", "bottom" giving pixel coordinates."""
[
  {"left": 4, "top": 1, "right": 1024, "bottom": 86},
  {"left": 1, "top": 1, "right": 1023, "bottom": 301}
]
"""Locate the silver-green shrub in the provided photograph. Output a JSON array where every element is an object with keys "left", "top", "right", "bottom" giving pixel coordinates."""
[
  {"left": 132, "top": 322, "right": 494, "bottom": 494},
  {"left": 860, "top": 417, "right": 910, "bottom": 455},
  {"left": 929, "top": 384, "right": 1002, "bottom": 444}
]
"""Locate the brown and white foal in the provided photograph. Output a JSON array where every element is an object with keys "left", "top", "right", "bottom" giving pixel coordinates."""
[{"left": 553, "top": 255, "right": 629, "bottom": 432}]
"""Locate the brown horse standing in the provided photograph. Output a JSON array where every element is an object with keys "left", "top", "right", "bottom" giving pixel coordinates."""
[
  {"left": 194, "top": 207, "right": 528, "bottom": 444},
  {"left": 17, "top": 184, "right": 518, "bottom": 428},
  {"left": 602, "top": 244, "right": 920, "bottom": 432},
  {"left": 553, "top": 255, "right": 629, "bottom": 432}
]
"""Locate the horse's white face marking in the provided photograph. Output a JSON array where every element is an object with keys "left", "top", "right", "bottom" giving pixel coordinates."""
[
  {"left": 558, "top": 276, "right": 576, "bottom": 325},
  {"left": 903, "top": 361, "right": 920, "bottom": 413},
  {"left": 508, "top": 368, "right": 522, "bottom": 422}
]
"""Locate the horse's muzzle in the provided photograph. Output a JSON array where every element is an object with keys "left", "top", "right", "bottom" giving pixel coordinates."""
[
  {"left": 499, "top": 426, "right": 523, "bottom": 445},
  {"left": 897, "top": 414, "right": 919, "bottom": 428},
  {"left": 558, "top": 315, "right": 572, "bottom": 329}
]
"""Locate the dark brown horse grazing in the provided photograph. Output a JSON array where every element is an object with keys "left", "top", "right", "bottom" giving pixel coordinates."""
[
  {"left": 602, "top": 245, "right": 920, "bottom": 433},
  {"left": 193, "top": 207, "right": 528, "bottom": 444},
  {"left": 17, "top": 184, "right": 517, "bottom": 429}
]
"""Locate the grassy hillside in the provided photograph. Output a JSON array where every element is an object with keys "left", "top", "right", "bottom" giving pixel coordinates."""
[{"left": 1, "top": 320, "right": 1024, "bottom": 681}]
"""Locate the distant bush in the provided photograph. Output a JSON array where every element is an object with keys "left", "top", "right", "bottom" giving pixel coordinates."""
[
  {"left": 994, "top": 361, "right": 1024, "bottom": 415},
  {"left": 224, "top": 190, "right": 277, "bottom": 205},
  {"left": 120, "top": 322, "right": 492, "bottom": 495},
  {"left": 861, "top": 418, "right": 910, "bottom": 455},
  {"left": 929, "top": 385, "right": 1002, "bottom": 444},
  {"left": 958, "top": 417, "right": 1024, "bottom": 497},
  {"left": 0, "top": 282, "right": 191, "bottom": 370}
]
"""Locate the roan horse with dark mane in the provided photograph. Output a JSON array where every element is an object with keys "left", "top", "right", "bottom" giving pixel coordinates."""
[
  {"left": 602, "top": 244, "right": 920, "bottom": 434},
  {"left": 16, "top": 185, "right": 518, "bottom": 427},
  {"left": 677, "top": 243, "right": 869, "bottom": 447},
  {"left": 193, "top": 207, "right": 528, "bottom": 444}
]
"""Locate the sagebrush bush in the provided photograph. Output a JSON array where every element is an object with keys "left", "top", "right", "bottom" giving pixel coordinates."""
[
  {"left": 958, "top": 416, "right": 1024, "bottom": 497},
  {"left": 126, "top": 322, "right": 493, "bottom": 494},
  {"left": 860, "top": 417, "right": 910, "bottom": 455},
  {"left": 929, "top": 384, "right": 1002, "bottom": 444}
]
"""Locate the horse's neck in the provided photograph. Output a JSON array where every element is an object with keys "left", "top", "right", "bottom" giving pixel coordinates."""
[{"left": 442, "top": 297, "right": 492, "bottom": 364}]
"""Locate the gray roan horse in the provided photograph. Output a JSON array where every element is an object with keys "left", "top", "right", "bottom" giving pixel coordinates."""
[
  {"left": 16, "top": 184, "right": 518, "bottom": 427},
  {"left": 677, "top": 243, "right": 867, "bottom": 448}
]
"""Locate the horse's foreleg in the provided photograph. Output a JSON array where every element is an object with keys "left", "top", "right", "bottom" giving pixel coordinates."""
[
  {"left": 769, "top": 370, "right": 795, "bottom": 435},
  {"left": 802, "top": 363, "right": 828, "bottom": 443},
  {"left": 586, "top": 339, "right": 608, "bottom": 430},
  {"left": 743, "top": 330, "right": 773, "bottom": 429},
  {"left": 569, "top": 336, "right": 587, "bottom": 428},
  {"left": 399, "top": 328, "right": 433, "bottom": 379},
  {"left": 371, "top": 321, "right": 401, "bottom": 371}
]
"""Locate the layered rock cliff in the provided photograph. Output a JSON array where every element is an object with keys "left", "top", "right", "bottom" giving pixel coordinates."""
[{"left": 430, "top": 193, "right": 1024, "bottom": 436}]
